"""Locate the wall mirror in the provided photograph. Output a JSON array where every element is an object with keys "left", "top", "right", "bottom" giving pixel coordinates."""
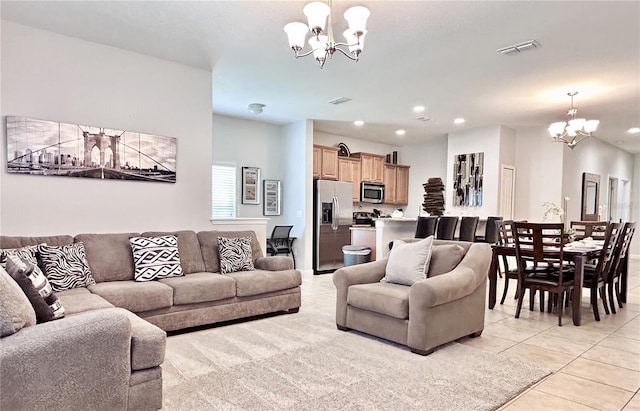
[
  {"left": 581, "top": 172, "right": 600, "bottom": 221},
  {"left": 453, "top": 152, "right": 484, "bottom": 207}
]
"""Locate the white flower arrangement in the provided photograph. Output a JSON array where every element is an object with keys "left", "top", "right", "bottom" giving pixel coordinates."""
[{"left": 542, "top": 202, "right": 564, "bottom": 221}]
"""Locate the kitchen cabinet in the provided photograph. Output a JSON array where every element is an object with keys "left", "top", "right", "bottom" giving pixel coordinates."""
[
  {"left": 353, "top": 152, "right": 384, "bottom": 183},
  {"left": 313, "top": 145, "right": 339, "bottom": 180},
  {"left": 383, "top": 164, "right": 410, "bottom": 205},
  {"left": 338, "top": 157, "right": 361, "bottom": 202}
]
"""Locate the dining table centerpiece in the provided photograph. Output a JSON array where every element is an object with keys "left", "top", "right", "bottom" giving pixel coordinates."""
[{"left": 542, "top": 197, "right": 575, "bottom": 242}]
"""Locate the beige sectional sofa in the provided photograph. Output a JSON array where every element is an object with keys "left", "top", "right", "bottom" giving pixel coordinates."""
[
  {"left": 333, "top": 239, "right": 491, "bottom": 355},
  {"left": 0, "top": 230, "right": 301, "bottom": 411}
]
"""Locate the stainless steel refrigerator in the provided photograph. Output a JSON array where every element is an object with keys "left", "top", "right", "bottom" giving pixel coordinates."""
[{"left": 313, "top": 180, "right": 353, "bottom": 274}]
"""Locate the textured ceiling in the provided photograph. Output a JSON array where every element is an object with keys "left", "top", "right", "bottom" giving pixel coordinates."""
[{"left": 1, "top": 1, "right": 639, "bottom": 153}]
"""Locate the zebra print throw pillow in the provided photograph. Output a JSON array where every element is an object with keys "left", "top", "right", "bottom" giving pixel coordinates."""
[
  {"left": 38, "top": 243, "right": 96, "bottom": 292},
  {"left": 4, "top": 254, "right": 65, "bottom": 322},
  {"left": 217, "top": 236, "right": 255, "bottom": 274},
  {"left": 129, "top": 235, "right": 184, "bottom": 282}
]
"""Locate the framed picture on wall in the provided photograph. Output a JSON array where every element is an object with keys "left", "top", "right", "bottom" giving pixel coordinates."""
[
  {"left": 241, "top": 166, "right": 260, "bottom": 204},
  {"left": 263, "top": 179, "right": 281, "bottom": 216}
]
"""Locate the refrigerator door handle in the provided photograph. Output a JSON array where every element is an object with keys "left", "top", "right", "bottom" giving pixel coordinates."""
[
  {"left": 332, "top": 196, "right": 338, "bottom": 231},
  {"left": 335, "top": 195, "right": 340, "bottom": 231}
]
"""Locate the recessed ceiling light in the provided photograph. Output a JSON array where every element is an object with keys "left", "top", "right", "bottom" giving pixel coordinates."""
[
  {"left": 247, "top": 103, "right": 265, "bottom": 114},
  {"left": 395, "top": 129, "right": 406, "bottom": 136},
  {"left": 354, "top": 120, "right": 364, "bottom": 127},
  {"left": 453, "top": 118, "right": 465, "bottom": 125},
  {"left": 413, "top": 105, "right": 426, "bottom": 113},
  {"left": 627, "top": 127, "right": 640, "bottom": 134}
]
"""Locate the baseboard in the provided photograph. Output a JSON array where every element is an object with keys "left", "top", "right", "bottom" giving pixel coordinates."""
[{"left": 630, "top": 254, "right": 640, "bottom": 260}]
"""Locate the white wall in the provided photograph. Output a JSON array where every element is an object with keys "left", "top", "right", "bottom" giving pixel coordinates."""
[
  {"left": 631, "top": 154, "right": 640, "bottom": 258},
  {"left": 0, "top": 22, "right": 213, "bottom": 235},
  {"left": 514, "top": 127, "right": 564, "bottom": 222},
  {"left": 212, "top": 114, "right": 287, "bottom": 228},
  {"left": 400, "top": 136, "right": 448, "bottom": 218},
  {"left": 283, "top": 120, "right": 314, "bottom": 271},
  {"left": 446, "top": 126, "right": 502, "bottom": 218}
]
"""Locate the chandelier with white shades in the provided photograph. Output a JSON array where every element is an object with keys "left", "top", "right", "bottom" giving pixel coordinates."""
[
  {"left": 548, "top": 92, "right": 599, "bottom": 149},
  {"left": 283, "top": 1, "right": 370, "bottom": 69}
]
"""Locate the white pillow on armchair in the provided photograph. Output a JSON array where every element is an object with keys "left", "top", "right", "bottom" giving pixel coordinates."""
[{"left": 382, "top": 236, "right": 434, "bottom": 286}]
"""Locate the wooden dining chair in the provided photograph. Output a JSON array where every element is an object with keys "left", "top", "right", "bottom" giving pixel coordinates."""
[
  {"left": 607, "top": 222, "right": 636, "bottom": 313},
  {"left": 435, "top": 216, "right": 458, "bottom": 240},
  {"left": 415, "top": 216, "right": 438, "bottom": 239},
  {"left": 513, "top": 222, "right": 575, "bottom": 326},
  {"left": 571, "top": 221, "right": 609, "bottom": 240},
  {"left": 459, "top": 216, "right": 479, "bottom": 242},
  {"left": 582, "top": 222, "right": 622, "bottom": 321},
  {"left": 497, "top": 220, "right": 519, "bottom": 304}
]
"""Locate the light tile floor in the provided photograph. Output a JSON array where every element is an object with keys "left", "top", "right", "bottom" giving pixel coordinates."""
[{"left": 299, "top": 259, "right": 640, "bottom": 411}]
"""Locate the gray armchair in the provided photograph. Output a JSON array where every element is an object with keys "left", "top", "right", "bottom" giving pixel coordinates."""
[{"left": 333, "top": 240, "right": 491, "bottom": 355}]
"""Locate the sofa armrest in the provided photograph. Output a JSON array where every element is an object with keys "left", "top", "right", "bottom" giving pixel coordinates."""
[
  {"left": 1, "top": 310, "right": 132, "bottom": 411},
  {"left": 255, "top": 256, "right": 294, "bottom": 271},
  {"left": 333, "top": 259, "right": 388, "bottom": 327},
  {"left": 409, "top": 242, "right": 491, "bottom": 309}
]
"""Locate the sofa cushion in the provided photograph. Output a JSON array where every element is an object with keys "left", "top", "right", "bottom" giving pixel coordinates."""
[
  {"left": 383, "top": 237, "right": 433, "bottom": 286},
  {"left": 348, "top": 282, "right": 410, "bottom": 320},
  {"left": 197, "top": 230, "right": 263, "bottom": 273},
  {"left": 130, "top": 235, "right": 184, "bottom": 281},
  {"left": 226, "top": 269, "right": 301, "bottom": 297},
  {"left": 76, "top": 233, "right": 139, "bottom": 282},
  {"left": 142, "top": 231, "right": 205, "bottom": 274},
  {"left": 427, "top": 244, "right": 466, "bottom": 277},
  {"left": 38, "top": 243, "right": 96, "bottom": 292},
  {"left": 159, "top": 272, "right": 236, "bottom": 305},
  {"left": 0, "top": 266, "right": 36, "bottom": 337},
  {"left": 56, "top": 289, "right": 115, "bottom": 315},
  {"left": 107, "top": 308, "right": 166, "bottom": 371},
  {"left": 218, "top": 236, "right": 255, "bottom": 274},
  {"left": 4, "top": 254, "right": 65, "bottom": 323},
  {"left": 88, "top": 281, "right": 173, "bottom": 313}
]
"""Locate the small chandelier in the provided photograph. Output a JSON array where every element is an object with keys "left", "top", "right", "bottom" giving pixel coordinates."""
[
  {"left": 548, "top": 91, "right": 599, "bottom": 149},
  {"left": 283, "top": 1, "right": 370, "bottom": 69}
]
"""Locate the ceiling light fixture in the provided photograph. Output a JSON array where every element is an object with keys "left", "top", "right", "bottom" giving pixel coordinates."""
[
  {"left": 354, "top": 120, "right": 364, "bottom": 127},
  {"left": 548, "top": 92, "right": 599, "bottom": 149},
  {"left": 284, "top": 1, "right": 370, "bottom": 69},
  {"left": 413, "top": 105, "right": 426, "bottom": 113},
  {"left": 454, "top": 118, "right": 465, "bottom": 124},
  {"left": 248, "top": 103, "right": 265, "bottom": 115},
  {"left": 395, "top": 129, "right": 406, "bottom": 136},
  {"left": 627, "top": 127, "right": 640, "bottom": 134}
]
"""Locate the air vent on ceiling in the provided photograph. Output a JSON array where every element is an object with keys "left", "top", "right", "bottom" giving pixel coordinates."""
[
  {"left": 497, "top": 40, "right": 540, "bottom": 56},
  {"left": 415, "top": 116, "right": 435, "bottom": 123},
  {"left": 328, "top": 97, "right": 352, "bottom": 105}
]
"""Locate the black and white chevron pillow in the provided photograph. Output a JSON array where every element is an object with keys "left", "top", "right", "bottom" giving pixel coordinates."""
[
  {"left": 4, "top": 253, "right": 65, "bottom": 322},
  {"left": 130, "top": 235, "right": 184, "bottom": 281},
  {"left": 218, "top": 236, "right": 255, "bottom": 274},
  {"left": 0, "top": 245, "right": 43, "bottom": 273},
  {"left": 38, "top": 243, "right": 96, "bottom": 292}
]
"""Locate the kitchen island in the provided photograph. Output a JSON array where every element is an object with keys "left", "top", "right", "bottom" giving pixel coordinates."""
[{"left": 350, "top": 217, "right": 417, "bottom": 261}]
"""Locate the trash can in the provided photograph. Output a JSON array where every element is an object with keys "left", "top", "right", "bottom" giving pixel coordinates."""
[{"left": 342, "top": 245, "right": 371, "bottom": 267}]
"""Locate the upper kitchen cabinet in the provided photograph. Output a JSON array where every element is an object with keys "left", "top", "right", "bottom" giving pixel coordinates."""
[
  {"left": 383, "top": 164, "right": 410, "bottom": 205},
  {"left": 313, "top": 144, "right": 339, "bottom": 180},
  {"left": 352, "top": 152, "right": 384, "bottom": 183},
  {"left": 338, "top": 157, "right": 361, "bottom": 202}
]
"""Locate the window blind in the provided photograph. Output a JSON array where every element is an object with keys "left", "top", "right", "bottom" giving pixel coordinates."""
[{"left": 211, "top": 164, "right": 236, "bottom": 218}]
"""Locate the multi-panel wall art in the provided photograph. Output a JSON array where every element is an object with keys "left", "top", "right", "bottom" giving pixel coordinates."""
[
  {"left": 6, "top": 116, "right": 177, "bottom": 183},
  {"left": 453, "top": 152, "right": 484, "bottom": 207}
]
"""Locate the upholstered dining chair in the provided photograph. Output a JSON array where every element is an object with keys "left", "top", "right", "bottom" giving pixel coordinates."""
[
  {"left": 571, "top": 221, "right": 609, "bottom": 240},
  {"left": 435, "top": 216, "right": 458, "bottom": 240},
  {"left": 415, "top": 216, "right": 438, "bottom": 239},
  {"left": 459, "top": 216, "right": 480, "bottom": 242},
  {"left": 266, "top": 225, "right": 296, "bottom": 268},
  {"left": 476, "top": 216, "right": 503, "bottom": 244},
  {"left": 582, "top": 222, "right": 622, "bottom": 321},
  {"left": 607, "top": 222, "right": 636, "bottom": 313},
  {"left": 513, "top": 222, "right": 574, "bottom": 326}
]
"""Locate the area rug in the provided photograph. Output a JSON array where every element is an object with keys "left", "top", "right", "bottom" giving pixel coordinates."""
[{"left": 161, "top": 311, "right": 551, "bottom": 410}]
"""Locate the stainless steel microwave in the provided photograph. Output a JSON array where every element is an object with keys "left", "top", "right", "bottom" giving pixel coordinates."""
[{"left": 360, "top": 182, "right": 385, "bottom": 204}]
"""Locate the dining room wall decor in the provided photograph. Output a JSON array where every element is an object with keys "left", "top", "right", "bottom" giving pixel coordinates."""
[
  {"left": 453, "top": 152, "right": 484, "bottom": 207},
  {"left": 6, "top": 116, "right": 177, "bottom": 183}
]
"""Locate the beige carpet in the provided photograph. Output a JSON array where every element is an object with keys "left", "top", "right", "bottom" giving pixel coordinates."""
[{"left": 161, "top": 311, "right": 550, "bottom": 410}]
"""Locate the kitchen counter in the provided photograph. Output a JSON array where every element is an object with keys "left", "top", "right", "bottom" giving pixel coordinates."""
[{"left": 350, "top": 218, "right": 418, "bottom": 261}]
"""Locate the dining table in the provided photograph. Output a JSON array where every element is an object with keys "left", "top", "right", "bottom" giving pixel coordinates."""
[{"left": 487, "top": 241, "right": 604, "bottom": 326}]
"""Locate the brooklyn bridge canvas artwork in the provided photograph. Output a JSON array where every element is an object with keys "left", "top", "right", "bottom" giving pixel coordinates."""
[{"left": 6, "top": 116, "right": 176, "bottom": 183}]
